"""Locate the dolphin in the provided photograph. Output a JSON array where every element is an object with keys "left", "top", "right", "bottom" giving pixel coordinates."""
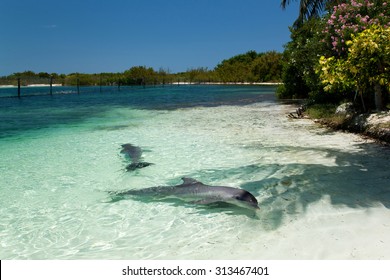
[
  {"left": 120, "top": 143, "right": 153, "bottom": 171},
  {"left": 110, "top": 177, "right": 259, "bottom": 210}
]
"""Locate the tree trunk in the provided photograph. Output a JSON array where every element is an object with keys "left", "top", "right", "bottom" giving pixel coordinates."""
[{"left": 374, "top": 82, "right": 383, "bottom": 111}]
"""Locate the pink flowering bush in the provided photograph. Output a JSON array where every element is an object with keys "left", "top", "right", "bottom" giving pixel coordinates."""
[
  {"left": 318, "top": 25, "right": 390, "bottom": 110},
  {"left": 323, "top": 0, "right": 390, "bottom": 57}
]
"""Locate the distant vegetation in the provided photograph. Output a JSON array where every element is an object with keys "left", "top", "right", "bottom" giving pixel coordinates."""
[{"left": 0, "top": 51, "right": 283, "bottom": 87}]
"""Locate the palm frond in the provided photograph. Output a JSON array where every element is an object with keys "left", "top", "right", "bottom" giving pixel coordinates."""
[
  {"left": 281, "top": 0, "right": 297, "bottom": 9},
  {"left": 301, "top": 0, "right": 326, "bottom": 21},
  {"left": 281, "top": 0, "right": 330, "bottom": 28}
]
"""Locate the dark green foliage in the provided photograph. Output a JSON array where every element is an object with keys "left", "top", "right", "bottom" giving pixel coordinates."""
[
  {"left": 276, "top": 65, "right": 310, "bottom": 99},
  {"left": 278, "top": 18, "right": 329, "bottom": 99},
  {"left": 215, "top": 51, "right": 283, "bottom": 83},
  {"left": 123, "top": 66, "right": 156, "bottom": 85},
  {"left": 252, "top": 51, "right": 283, "bottom": 82},
  {"left": 215, "top": 51, "right": 260, "bottom": 83},
  {"left": 178, "top": 67, "right": 215, "bottom": 84}
]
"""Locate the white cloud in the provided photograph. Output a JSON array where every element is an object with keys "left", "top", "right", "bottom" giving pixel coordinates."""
[{"left": 43, "top": 24, "right": 58, "bottom": 29}]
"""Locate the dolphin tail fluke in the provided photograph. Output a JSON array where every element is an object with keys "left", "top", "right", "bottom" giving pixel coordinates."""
[
  {"left": 106, "top": 191, "right": 127, "bottom": 203},
  {"left": 125, "top": 162, "right": 153, "bottom": 171}
]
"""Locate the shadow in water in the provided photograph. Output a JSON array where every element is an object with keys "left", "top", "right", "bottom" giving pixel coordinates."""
[
  {"left": 107, "top": 142, "right": 390, "bottom": 227},
  {"left": 250, "top": 143, "right": 389, "bottom": 229},
  {"left": 182, "top": 142, "right": 390, "bottom": 229}
]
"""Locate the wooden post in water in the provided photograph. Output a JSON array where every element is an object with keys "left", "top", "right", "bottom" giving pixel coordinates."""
[
  {"left": 50, "top": 76, "right": 53, "bottom": 95},
  {"left": 77, "top": 78, "right": 80, "bottom": 94},
  {"left": 118, "top": 80, "right": 121, "bottom": 91},
  {"left": 100, "top": 74, "right": 102, "bottom": 93},
  {"left": 17, "top": 78, "right": 21, "bottom": 98}
]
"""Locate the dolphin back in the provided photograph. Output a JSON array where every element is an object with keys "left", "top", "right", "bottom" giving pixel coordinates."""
[
  {"left": 109, "top": 177, "right": 259, "bottom": 210},
  {"left": 120, "top": 144, "right": 142, "bottom": 162},
  {"left": 120, "top": 143, "right": 153, "bottom": 171}
]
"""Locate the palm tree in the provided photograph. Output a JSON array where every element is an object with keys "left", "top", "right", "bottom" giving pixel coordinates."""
[{"left": 281, "top": 0, "right": 342, "bottom": 28}]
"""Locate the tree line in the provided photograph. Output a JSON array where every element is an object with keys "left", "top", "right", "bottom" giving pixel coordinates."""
[{"left": 0, "top": 51, "right": 283, "bottom": 87}]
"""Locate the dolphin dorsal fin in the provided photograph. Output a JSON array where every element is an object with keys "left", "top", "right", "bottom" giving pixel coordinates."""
[{"left": 181, "top": 177, "right": 200, "bottom": 185}]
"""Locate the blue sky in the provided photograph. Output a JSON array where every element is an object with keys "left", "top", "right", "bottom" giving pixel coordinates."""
[{"left": 0, "top": 0, "right": 299, "bottom": 75}]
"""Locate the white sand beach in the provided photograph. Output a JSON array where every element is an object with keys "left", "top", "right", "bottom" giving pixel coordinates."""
[
  {"left": 27, "top": 84, "right": 63, "bottom": 87},
  {"left": 0, "top": 84, "right": 63, "bottom": 88}
]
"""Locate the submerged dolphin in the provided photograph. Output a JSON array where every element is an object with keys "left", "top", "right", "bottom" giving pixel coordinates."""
[
  {"left": 120, "top": 143, "right": 153, "bottom": 171},
  {"left": 111, "top": 177, "right": 259, "bottom": 210}
]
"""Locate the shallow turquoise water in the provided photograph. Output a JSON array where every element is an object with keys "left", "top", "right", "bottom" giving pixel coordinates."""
[{"left": 1, "top": 85, "right": 389, "bottom": 259}]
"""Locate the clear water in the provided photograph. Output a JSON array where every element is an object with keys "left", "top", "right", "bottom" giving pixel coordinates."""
[{"left": 0, "top": 85, "right": 389, "bottom": 259}]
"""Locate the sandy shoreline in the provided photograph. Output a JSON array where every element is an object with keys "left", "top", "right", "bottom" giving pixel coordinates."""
[
  {"left": 256, "top": 200, "right": 390, "bottom": 259},
  {"left": 0, "top": 84, "right": 63, "bottom": 88}
]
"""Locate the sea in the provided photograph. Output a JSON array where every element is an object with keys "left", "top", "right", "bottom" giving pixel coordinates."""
[{"left": 1, "top": 85, "right": 389, "bottom": 259}]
